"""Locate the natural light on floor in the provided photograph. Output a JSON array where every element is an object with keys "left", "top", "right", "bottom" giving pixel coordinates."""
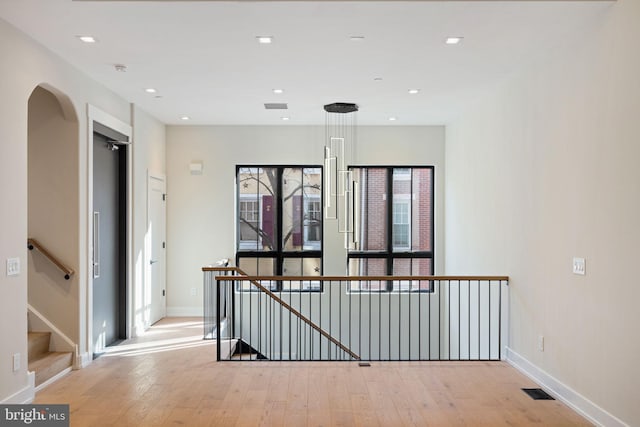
[{"left": 100, "top": 320, "right": 211, "bottom": 357}]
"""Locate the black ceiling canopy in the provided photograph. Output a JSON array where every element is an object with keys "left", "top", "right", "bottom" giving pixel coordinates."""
[{"left": 324, "top": 103, "right": 358, "bottom": 114}]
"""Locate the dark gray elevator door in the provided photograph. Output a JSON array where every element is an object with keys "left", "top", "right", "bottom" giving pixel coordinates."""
[{"left": 92, "top": 131, "right": 126, "bottom": 355}]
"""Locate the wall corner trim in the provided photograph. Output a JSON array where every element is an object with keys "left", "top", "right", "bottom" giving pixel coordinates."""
[
  {"left": 1, "top": 372, "right": 35, "bottom": 404},
  {"left": 77, "top": 352, "right": 92, "bottom": 369},
  {"left": 505, "top": 347, "right": 629, "bottom": 427}
]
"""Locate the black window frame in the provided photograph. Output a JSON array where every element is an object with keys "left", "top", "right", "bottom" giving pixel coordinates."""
[
  {"left": 235, "top": 165, "right": 323, "bottom": 292},
  {"left": 347, "top": 166, "right": 435, "bottom": 292}
]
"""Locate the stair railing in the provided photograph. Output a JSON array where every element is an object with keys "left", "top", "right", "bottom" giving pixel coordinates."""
[
  {"left": 203, "top": 266, "right": 360, "bottom": 360},
  {"left": 27, "top": 238, "right": 75, "bottom": 280},
  {"left": 204, "top": 267, "right": 509, "bottom": 362}
]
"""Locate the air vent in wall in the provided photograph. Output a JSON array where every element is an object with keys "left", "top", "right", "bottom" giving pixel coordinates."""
[{"left": 264, "top": 103, "right": 288, "bottom": 110}]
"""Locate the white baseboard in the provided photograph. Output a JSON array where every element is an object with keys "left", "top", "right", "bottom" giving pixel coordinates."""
[
  {"left": 166, "top": 306, "right": 202, "bottom": 317},
  {"left": 34, "top": 367, "right": 72, "bottom": 393},
  {"left": 1, "top": 372, "right": 35, "bottom": 404},
  {"left": 506, "top": 347, "right": 628, "bottom": 427}
]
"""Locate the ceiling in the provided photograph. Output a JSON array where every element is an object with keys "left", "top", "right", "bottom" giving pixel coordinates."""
[{"left": 0, "top": 1, "right": 613, "bottom": 126}]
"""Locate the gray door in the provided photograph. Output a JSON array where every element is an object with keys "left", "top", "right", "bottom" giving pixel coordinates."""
[{"left": 92, "top": 131, "right": 126, "bottom": 355}]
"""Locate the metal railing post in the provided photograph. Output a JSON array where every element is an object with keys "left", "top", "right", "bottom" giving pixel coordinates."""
[{"left": 216, "top": 278, "right": 222, "bottom": 361}]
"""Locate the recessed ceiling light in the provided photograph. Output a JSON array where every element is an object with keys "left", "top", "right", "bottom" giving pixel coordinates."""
[
  {"left": 114, "top": 64, "right": 127, "bottom": 72},
  {"left": 374, "top": 77, "right": 383, "bottom": 82},
  {"left": 77, "top": 35, "right": 97, "bottom": 43},
  {"left": 257, "top": 36, "right": 273, "bottom": 44},
  {"left": 408, "top": 89, "right": 420, "bottom": 94},
  {"left": 180, "top": 116, "right": 190, "bottom": 121},
  {"left": 281, "top": 117, "right": 290, "bottom": 121},
  {"left": 145, "top": 88, "right": 157, "bottom": 94},
  {"left": 446, "top": 37, "right": 463, "bottom": 45},
  {"left": 350, "top": 36, "right": 365, "bottom": 42},
  {"left": 273, "top": 89, "right": 284, "bottom": 94},
  {"left": 389, "top": 117, "right": 397, "bottom": 121}
]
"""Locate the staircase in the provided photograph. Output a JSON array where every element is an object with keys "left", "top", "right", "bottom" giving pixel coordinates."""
[{"left": 28, "top": 331, "right": 73, "bottom": 387}]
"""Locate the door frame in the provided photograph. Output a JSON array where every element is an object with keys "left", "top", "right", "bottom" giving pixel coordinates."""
[
  {"left": 147, "top": 172, "right": 167, "bottom": 326},
  {"left": 82, "top": 105, "right": 132, "bottom": 366}
]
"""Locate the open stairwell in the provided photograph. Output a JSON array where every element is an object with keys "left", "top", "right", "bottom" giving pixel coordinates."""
[{"left": 28, "top": 331, "right": 73, "bottom": 388}]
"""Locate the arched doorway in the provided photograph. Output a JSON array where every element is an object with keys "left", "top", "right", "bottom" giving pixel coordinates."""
[{"left": 27, "top": 84, "right": 80, "bottom": 383}]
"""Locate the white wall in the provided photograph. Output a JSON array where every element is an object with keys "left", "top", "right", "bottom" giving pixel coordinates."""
[
  {"left": 0, "top": 17, "right": 165, "bottom": 402},
  {"left": 166, "top": 125, "right": 444, "bottom": 315},
  {"left": 132, "top": 106, "right": 166, "bottom": 333},
  {"left": 445, "top": 1, "right": 639, "bottom": 425}
]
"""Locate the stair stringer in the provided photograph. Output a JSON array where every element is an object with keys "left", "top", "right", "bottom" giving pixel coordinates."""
[{"left": 27, "top": 304, "right": 79, "bottom": 369}]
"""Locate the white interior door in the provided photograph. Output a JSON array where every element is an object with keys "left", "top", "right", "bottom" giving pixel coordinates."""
[{"left": 148, "top": 174, "right": 166, "bottom": 325}]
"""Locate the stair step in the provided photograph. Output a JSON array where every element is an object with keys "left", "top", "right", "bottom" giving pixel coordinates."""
[
  {"left": 28, "top": 331, "right": 51, "bottom": 362},
  {"left": 28, "top": 351, "right": 73, "bottom": 387}
]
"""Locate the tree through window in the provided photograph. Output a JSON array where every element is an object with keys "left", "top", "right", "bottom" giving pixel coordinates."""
[{"left": 236, "top": 166, "right": 322, "bottom": 290}]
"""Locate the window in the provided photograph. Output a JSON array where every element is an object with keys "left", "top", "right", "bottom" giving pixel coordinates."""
[
  {"left": 236, "top": 166, "right": 322, "bottom": 290},
  {"left": 348, "top": 167, "right": 434, "bottom": 291},
  {"left": 392, "top": 200, "right": 410, "bottom": 249},
  {"left": 238, "top": 197, "right": 260, "bottom": 249},
  {"left": 304, "top": 197, "right": 322, "bottom": 248}
]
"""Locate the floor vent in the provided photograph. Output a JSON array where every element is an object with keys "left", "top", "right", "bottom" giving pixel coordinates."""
[
  {"left": 522, "top": 388, "right": 555, "bottom": 400},
  {"left": 358, "top": 362, "right": 371, "bottom": 367}
]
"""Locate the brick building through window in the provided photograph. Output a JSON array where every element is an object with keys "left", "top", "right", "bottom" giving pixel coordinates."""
[{"left": 348, "top": 167, "right": 434, "bottom": 291}]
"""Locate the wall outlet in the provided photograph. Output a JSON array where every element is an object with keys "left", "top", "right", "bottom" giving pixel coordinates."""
[
  {"left": 538, "top": 335, "right": 544, "bottom": 352},
  {"left": 572, "top": 257, "right": 586, "bottom": 275},
  {"left": 13, "top": 353, "right": 20, "bottom": 371},
  {"left": 190, "top": 287, "right": 197, "bottom": 296},
  {"left": 6, "top": 258, "right": 20, "bottom": 276}
]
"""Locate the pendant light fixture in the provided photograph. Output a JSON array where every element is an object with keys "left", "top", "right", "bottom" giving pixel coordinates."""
[{"left": 323, "top": 102, "right": 359, "bottom": 248}]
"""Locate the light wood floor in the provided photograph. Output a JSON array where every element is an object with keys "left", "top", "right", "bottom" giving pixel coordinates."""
[{"left": 35, "top": 317, "right": 592, "bottom": 426}]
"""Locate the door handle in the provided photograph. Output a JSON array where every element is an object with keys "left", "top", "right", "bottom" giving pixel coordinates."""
[
  {"left": 93, "top": 211, "right": 100, "bottom": 278},
  {"left": 150, "top": 260, "right": 159, "bottom": 265}
]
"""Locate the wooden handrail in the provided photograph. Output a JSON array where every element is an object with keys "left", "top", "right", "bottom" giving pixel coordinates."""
[
  {"left": 205, "top": 266, "right": 361, "bottom": 360},
  {"left": 27, "top": 238, "right": 75, "bottom": 280},
  {"left": 202, "top": 267, "right": 509, "bottom": 283}
]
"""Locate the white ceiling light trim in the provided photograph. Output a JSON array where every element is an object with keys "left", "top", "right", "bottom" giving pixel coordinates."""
[
  {"left": 76, "top": 35, "right": 97, "bottom": 43},
  {"left": 257, "top": 36, "right": 273, "bottom": 44},
  {"left": 445, "top": 37, "right": 464, "bottom": 45}
]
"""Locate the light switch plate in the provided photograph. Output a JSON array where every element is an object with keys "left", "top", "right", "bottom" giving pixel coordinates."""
[
  {"left": 572, "top": 257, "right": 586, "bottom": 275},
  {"left": 7, "top": 258, "right": 20, "bottom": 276}
]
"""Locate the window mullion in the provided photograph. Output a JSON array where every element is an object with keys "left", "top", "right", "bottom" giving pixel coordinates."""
[
  {"left": 276, "top": 168, "right": 283, "bottom": 280},
  {"left": 386, "top": 167, "right": 393, "bottom": 290}
]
